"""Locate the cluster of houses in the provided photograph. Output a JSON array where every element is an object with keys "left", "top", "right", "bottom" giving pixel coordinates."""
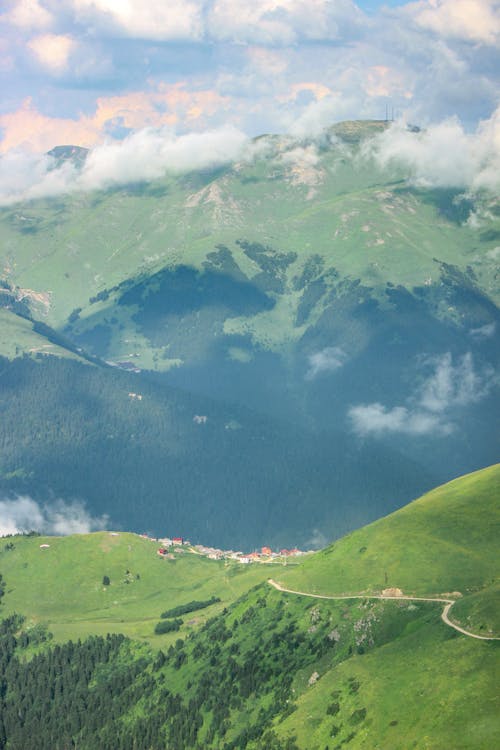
[{"left": 138, "top": 534, "right": 308, "bottom": 564}]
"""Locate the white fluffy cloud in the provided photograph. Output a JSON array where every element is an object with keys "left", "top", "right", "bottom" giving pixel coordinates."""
[
  {"left": 405, "top": 0, "right": 500, "bottom": 46},
  {"left": 208, "top": 0, "right": 362, "bottom": 45},
  {"left": 0, "top": 496, "right": 109, "bottom": 536},
  {"left": 348, "top": 402, "right": 446, "bottom": 436},
  {"left": 0, "top": 124, "right": 249, "bottom": 205},
  {"left": 72, "top": 0, "right": 204, "bottom": 41},
  {"left": 80, "top": 124, "right": 248, "bottom": 189},
  {"left": 366, "top": 105, "right": 500, "bottom": 191},
  {"left": 349, "top": 352, "right": 496, "bottom": 437},
  {"left": 306, "top": 347, "right": 347, "bottom": 380},
  {"left": 3, "top": 0, "right": 362, "bottom": 43}
]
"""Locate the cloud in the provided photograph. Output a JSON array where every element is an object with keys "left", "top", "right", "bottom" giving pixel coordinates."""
[
  {"left": 348, "top": 352, "right": 496, "bottom": 437},
  {"left": 306, "top": 347, "right": 347, "bottom": 380},
  {"left": 0, "top": 85, "right": 232, "bottom": 153},
  {"left": 404, "top": 0, "right": 500, "bottom": 46},
  {"left": 1, "top": 0, "right": 53, "bottom": 30},
  {"left": 304, "top": 528, "right": 328, "bottom": 549},
  {"left": 79, "top": 125, "right": 248, "bottom": 190},
  {"left": 0, "top": 496, "right": 108, "bottom": 536},
  {"left": 208, "top": 0, "right": 363, "bottom": 45},
  {"left": 0, "top": 123, "right": 249, "bottom": 204},
  {"left": 27, "top": 33, "right": 76, "bottom": 73},
  {"left": 365, "top": 106, "right": 500, "bottom": 192},
  {"left": 348, "top": 402, "right": 446, "bottom": 436},
  {"left": 286, "top": 95, "right": 355, "bottom": 139},
  {"left": 418, "top": 352, "right": 494, "bottom": 412},
  {"left": 470, "top": 322, "right": 496, "bottom": 340},
  {"left": 3, "top": 0, "right": 363, "bottom": 44},
  {"left": 72, "top": 0, "right": 204, "bottom": 41}
]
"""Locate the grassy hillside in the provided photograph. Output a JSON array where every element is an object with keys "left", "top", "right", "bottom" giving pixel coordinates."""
[
  {"left": 0, "top": 531, "right": 272, "bottom": 643},
  {"left": 0, "top": 467, "right": 498, "bottom": 749},
  {"left": 279, "top": 464, "right": 500, "bottom": 601},
  {"left": 276, "top": 612, "right": 498, "bottom": 750}
]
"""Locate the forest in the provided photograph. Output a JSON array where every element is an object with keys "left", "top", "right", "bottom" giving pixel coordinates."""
[{"left": 0, "top": 354, "right": 431, "bottom": 549}]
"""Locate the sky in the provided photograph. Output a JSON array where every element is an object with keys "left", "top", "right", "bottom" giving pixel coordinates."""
[{"left": 0, "top": 0, "right": 499, "bottom": 156}]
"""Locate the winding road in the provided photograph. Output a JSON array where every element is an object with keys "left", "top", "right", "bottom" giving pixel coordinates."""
[{"left": 268, "top": 579, "right": 500, "bottom": 641}]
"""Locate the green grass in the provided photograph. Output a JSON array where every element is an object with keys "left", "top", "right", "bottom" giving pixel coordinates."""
[
  {"left": 0, "top": 131, "right": 498, "bottom": 367},
  {"left": 0, "top": 309, "right": 83, "bottom": 360},
  {"left": 278, "top": 465, "right": 500, "bottom": 632},
  {"left": 1, "top": 466, "right": 499, "bottom": 748},
  {"left": 0, "top": 532, "right": 273, "bottom": 644},
  {"left": 276, "top": 614, "right": 500, "bottom": 750}
]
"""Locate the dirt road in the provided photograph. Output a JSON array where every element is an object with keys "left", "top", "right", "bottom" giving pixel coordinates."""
[{"left": 268, "top": 579, "right": 499, "bottom": 641}]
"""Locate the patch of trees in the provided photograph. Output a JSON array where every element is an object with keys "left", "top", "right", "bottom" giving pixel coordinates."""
[
  {"left": 160, "top": 596, "right": 220, "bottom": 619},
  {"left": 154, "top": 618, "right": 183, "bottom": 634}
]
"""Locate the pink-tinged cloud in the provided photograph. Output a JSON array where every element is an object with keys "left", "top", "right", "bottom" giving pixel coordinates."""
[
  {"left": 278, "top": 82, "right": 333, "bottom": 103},
  {"left": 1, "top": 0, "right": 53, "bottom": 30},
  {"left": 27, "top": 33, "right": 76, "bottom": 72},
  {"left": 0, "top": 85, "right": 232, "bottom": 152},
  {"left": 364, "top": 66, "right": 413, "bottom": 100}
]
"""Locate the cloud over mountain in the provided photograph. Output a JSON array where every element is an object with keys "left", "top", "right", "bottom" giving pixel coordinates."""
[
  {"left": 349, "top": 352, "right": 496, "bottom": 437},
  {"left": 364, "top": 106, "right": 500, "bottom": 191},
  {"left": 0, "top": 496, "right": 109, "bottom": 536},
  {"left": 0, "top": 124, "right": 249, "bottom": 204}
]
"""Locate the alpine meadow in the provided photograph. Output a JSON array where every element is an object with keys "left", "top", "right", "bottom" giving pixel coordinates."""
[{"left": 0, "top": 0, "right": 499, "bottom": 748}]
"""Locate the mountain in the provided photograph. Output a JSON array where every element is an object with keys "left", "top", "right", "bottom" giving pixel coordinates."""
[
  {"left": 0, "top": 120, "right": 498, "bottom": 543},
  {"left": 0, "top": 466, "right": 498, "bottom": 749}
]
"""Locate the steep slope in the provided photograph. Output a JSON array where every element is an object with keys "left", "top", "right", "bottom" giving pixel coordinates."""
[
  {"left": 0, "top": 468, "right": 498, "bottom": 750},
  {"left": 279, "top": 464, "right": 500, "bottom": 603}
]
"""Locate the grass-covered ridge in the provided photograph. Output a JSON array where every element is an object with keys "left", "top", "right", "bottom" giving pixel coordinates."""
[
  {"left": 280, "top": 463, "right": 500, "bottom": 595},
  {"left": 278, "top": 464, "right": 500, "bottom": 635}
]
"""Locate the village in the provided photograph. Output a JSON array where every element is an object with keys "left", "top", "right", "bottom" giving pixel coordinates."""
[{"left": 138, "top": 533, "right": 310, "bottom": 564}]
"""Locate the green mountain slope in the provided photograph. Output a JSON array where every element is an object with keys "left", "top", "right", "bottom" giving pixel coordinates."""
[
  {"left": 0, "top": 467, "right": 498, "bottom": 749},
  {"left": 0, "top": 531, "right": 271, "bottom": 643},
  {"left": 1, "top": 121, "right": 498, "bottom": 545},
  {"left": 279, "top": 464, "right": 500, "bottom": 601}
]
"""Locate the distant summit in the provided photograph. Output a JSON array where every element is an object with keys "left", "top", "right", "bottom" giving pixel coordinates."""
[
  {"left": 329, "top": 119, "right": 421, "bottom": 143},
  {"left": 47, "top": 144, "right": 88, "bottom": 166},
  {"left": 329, "top": 119, "right": 390, "bottom": 143}
]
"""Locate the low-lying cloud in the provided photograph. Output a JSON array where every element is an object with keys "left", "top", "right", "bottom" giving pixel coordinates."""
[
  {"left": 0, "top": 124, "right": 250, "bottom": 205},
  {"left": 349, "top": 352, "right": 496, "bottom": 438},
  {"left": 0, "top": 496, "right": 109, "bottom": 536},
  {"left": 365, "top": 105, "right": 500, "bottom": 192},
  {"left": 1, "top": 103, "right": 500, "bottom": 206},
  {"left": 306, "top": 347, "right": 347, "bottom": 380}
]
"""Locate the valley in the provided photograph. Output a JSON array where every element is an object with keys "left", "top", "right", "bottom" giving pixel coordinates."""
[{"left": 1, "top": 121, "right": 498, "bottom": 548}]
